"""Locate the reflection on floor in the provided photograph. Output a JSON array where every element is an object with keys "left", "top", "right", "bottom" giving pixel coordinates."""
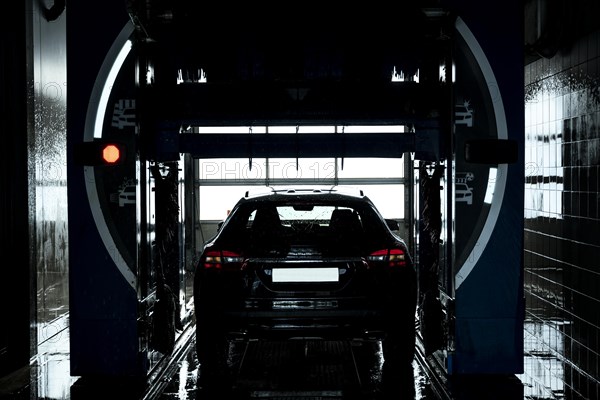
[
  {"left": 193, "top": 339, "right": 424, "bottom": 399},
  {"left": 0, "top": 323, "right": 75, "bottom": 400},
  {"left": 0, "top": 326, "right": 146, "bottom": 400},
  {"left": 0, "top": 323, "right": 430, "bottom": 400},
  {"left": 0, "top": 318, "right": 563, "bottom": 400}
]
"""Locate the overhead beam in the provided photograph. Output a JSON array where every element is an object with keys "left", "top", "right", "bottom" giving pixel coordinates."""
[
  {"left": 144, "top": 129, "right": 444, "bottom": 162},
  {"left": 140, "top": 80, "right": 445, "bottom": 126}
]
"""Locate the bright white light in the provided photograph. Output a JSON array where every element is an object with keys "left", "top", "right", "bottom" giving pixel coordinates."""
[
  {"left": 198, "top": 68, "right": 207, "bottom": 82},
  {"left": 146, "top": 64, "right": 154, "bottom": 85},
  {"left": 177, "top": 67, "right": 207, "bottom": 84},
  {"left": 484, "top": 167, "right": 497, "bottom": 204},
  {"left": 391, "top": 66, "right": 419, "bottom": 82},
  {"left": 439, "top": 62, "right": 456, "bottom": 83},
  {"left": 340, "top": 125, "right": 405, "bottom": 133},
  {"left": 94, "top": 39, "right": 132, "bottom": 138}
]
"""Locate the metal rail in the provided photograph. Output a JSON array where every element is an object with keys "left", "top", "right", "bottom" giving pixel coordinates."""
[
  {"left": 414, "top": 324, "right": 454, "bottom": 400},
  {"left": 142, "top": 324, "right": 196, "bottom": 400}
]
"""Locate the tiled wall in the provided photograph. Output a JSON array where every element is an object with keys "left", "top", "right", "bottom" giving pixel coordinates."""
[{"left": 523, "top": 29, "right": 600, "bottom": 400}]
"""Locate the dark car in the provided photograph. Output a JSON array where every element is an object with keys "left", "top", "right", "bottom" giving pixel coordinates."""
[{"left": 193, "top": 186, "right": 417, "bottom": 385}]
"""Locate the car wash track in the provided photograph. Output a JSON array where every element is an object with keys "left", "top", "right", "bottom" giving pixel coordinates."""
[{"left": 139, "top": 321, "right": 449, "bottom": 400}]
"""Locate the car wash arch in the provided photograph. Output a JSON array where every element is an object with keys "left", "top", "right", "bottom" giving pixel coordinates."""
[{"left": 66, "top": 0, "right": 523, "bottom": 379}]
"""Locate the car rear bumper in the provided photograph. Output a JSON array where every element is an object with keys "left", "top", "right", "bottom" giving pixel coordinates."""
[{"left": 197, "top": 303, "right": 405, "bottom": 340}]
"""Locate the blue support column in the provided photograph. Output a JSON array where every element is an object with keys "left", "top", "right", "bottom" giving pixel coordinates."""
[
  {"left": 442, "top": 0, "right": 525, "bottom": 375},
  {"left": 67, "top": 1, "right": 146, "bottom": 377}
]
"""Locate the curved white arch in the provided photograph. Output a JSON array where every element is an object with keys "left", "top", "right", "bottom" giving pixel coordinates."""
[
  {"left": 454, "top": 17, "right": 509, "bottom": 290},
  {"left": 81, "top": 17, "right": 508, "bottom": 291},
  {"left": 83, "top": 21, "right": 136, "bottom": 290}
]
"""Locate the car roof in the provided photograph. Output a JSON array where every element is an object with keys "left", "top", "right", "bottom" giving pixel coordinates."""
[{"left": 237, "top": 186, "right": 370, "bottom": 205}]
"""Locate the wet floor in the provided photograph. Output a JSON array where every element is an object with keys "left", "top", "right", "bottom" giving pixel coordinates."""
[
  {"left": 150, "top": 333, "right": 524, "bottom": 400},
  {"left": 0, "top": 324, "right": 433, "bottom": 400},
  {"left": 154, "top": 337, "right": 434, "bottom": 400},
  {"left": 0, "top": 322, "right": 528, "bottom": 400}
]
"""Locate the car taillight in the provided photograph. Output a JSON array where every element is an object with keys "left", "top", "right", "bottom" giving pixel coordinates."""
[
  {"left": 367, "top": 248, "right": 407, "bottom": 268},
  {"left": 201, "top": 250, "right": 244, "bottom": 270}
]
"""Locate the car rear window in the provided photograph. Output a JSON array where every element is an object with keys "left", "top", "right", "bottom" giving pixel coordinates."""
[
  {"left": 248, "top": 205, "right": 341, "bottom": 227},
  {"left": 218, "top": 199, "right": 391, "bottom": 254}
]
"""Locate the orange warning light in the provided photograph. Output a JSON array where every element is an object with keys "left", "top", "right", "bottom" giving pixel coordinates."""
[{"left": 102, "top": 144, "right": 121, "bottom": 164}]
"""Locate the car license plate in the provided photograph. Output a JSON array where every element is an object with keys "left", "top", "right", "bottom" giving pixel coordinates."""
[{"left": 272, "top": 267, "right": 339, "bottom": 282}]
